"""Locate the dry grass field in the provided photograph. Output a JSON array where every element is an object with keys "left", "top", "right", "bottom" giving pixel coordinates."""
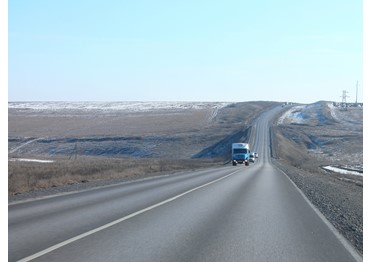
[
  {"left": 8, "top": 156, "right": 216, "bottom": 194},
  {"left": 9, "top": 101, "right": 277, "bottom": 194}
]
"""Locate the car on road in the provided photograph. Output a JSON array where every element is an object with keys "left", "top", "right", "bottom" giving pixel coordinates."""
[{"left": 249, "top": 153, "right": 255, "bottom": 163}]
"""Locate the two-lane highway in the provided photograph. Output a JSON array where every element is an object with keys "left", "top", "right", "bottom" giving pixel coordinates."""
[{"left": 9, "top": 106, "right": 361, "bottom": 261}]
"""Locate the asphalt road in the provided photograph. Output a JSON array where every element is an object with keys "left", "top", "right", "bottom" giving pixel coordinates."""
[{"left": 9, "top": 106, "right": 362, "bottom": 262}]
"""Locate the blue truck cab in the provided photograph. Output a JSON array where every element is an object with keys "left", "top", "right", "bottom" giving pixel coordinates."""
[{"left": 232, "top": 143, "right": 250, "bottom": 166}]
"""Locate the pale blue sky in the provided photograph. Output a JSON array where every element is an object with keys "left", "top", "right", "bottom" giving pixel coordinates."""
[{"left": 8, "top": 0, "right": 363, "bottom": 103}]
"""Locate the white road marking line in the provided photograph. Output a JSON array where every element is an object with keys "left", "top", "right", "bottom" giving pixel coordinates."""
[{"left": 17, "top": 169, "right": 241, "bottom": 262}]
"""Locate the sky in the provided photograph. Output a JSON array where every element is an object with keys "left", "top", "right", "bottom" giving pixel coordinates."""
[{"left": 8, "top": 0, "right": 363, "bottom": 103}]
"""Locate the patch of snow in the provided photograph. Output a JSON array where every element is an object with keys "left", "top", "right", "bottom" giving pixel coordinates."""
[
  {"left": 323, "top": 166, "right": 362, "bottom": 176},
  {"left": 9, "top": 138, "right": 45, "bottom": 153},
  {"left": 9, "top": 158, "right": 55, "bottom": 163},
  {"left": 207, "top": 106, "right": 223, "bottom": 122},
  {"left": 277, "top": 105, "right": 306, "bottom": 125},
  {"left": 327, "top": 103, "right": 338, "bottom": 120}
]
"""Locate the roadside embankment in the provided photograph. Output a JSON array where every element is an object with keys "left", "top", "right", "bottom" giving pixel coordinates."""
[{"left": 270, "top": 102, "right": 363, "bottom": 254}]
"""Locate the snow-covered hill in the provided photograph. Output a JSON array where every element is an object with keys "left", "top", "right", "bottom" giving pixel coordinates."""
[{"left": 8, "top": 101, "right": 231, "bottom": 112}]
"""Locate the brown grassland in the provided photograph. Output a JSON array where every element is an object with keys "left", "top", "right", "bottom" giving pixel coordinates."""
[{"left": 8, "top": 101, "right": 276, "bottom": 194}]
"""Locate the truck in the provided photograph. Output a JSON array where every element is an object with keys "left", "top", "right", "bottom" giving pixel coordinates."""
[{"left": 231, "top": 143, "right": 250, "bottom": 166}]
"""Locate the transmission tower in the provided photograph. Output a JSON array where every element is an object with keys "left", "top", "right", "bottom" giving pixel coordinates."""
[{"left": 340, "top": 90, "right": 349, "bottom": 111}]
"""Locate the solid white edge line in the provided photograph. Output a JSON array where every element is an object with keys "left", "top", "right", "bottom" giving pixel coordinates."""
[
  {"left": 274, "top": 166, "right": 363, "bottom": 262},
  {"left": 17, "top": 169, "right": 241, "bottom": 262}
]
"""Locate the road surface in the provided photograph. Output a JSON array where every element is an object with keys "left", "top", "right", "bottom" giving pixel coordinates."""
[{"left": 9, "top": 106, "right": 361, "bottom": 261}]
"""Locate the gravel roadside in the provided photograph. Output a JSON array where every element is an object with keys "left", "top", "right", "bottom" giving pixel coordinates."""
[{"left": 271, "top": 158, "right": 363, "bottom": 254}]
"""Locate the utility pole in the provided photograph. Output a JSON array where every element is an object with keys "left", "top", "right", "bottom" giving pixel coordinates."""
[{"left": 355, "top": 81, "right": 358, "bottom": 104}]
